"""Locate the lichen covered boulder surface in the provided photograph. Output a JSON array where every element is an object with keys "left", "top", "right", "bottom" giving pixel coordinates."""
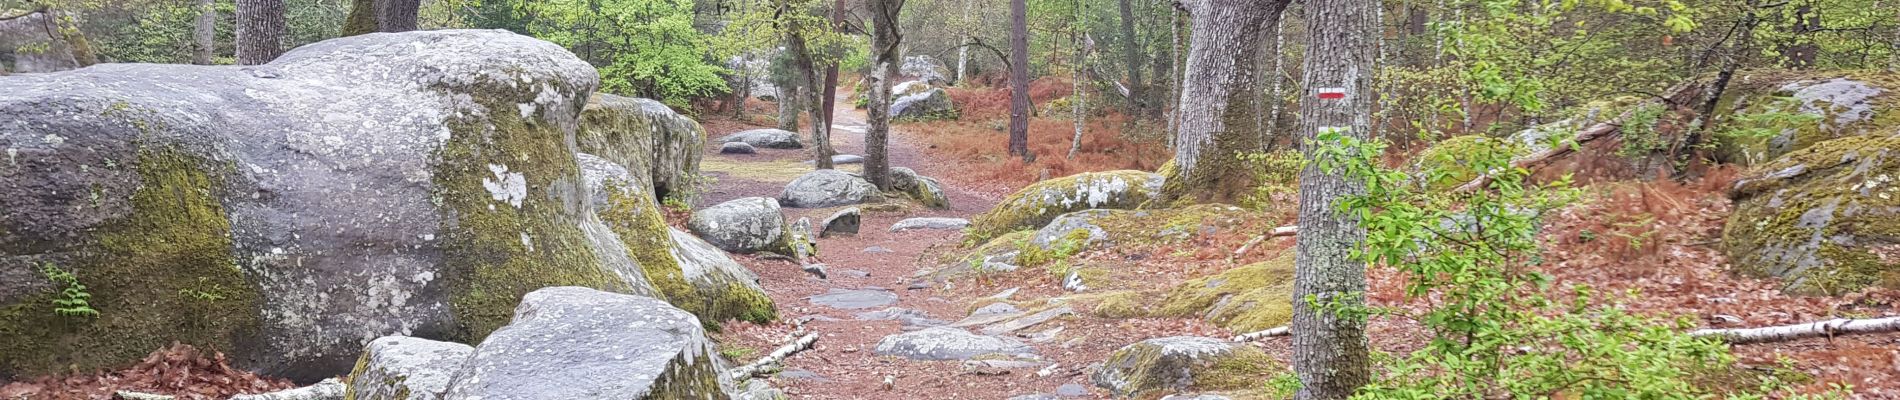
[
  {"left": 1091, "top": 336, "right": 1274, "bottom": 399},
  {"left": 966, "top": 171, "right": 1165, "bottom": 244},
  {"left": 1711, "top": 72, "right": 1898, "bottom": 165},
  {"left": 579, "top": 93, "right": 706, "bottom": 200},
  {"left": 0, "top": 30, "right": 703, "bottom": 381},
  {"left": 687, "top": 197, "right": 791, "bottom": 254},
  {"left": 719, "top": 128, "right": 805, "bottom": 149},
  {"left": 344, "top": 336, "right": 474, "bottom": 400},
  {"left": 892, "top": 88, "right": 958, "bottom": 122},
  {"left": 780, "top": 169, "right": 880, "bottom": 208},
  {"left": 1724, "top": 134, "right": 1900, "bottom": 294},
  {"left": 440, "top": 286, "right": 734, "bottom": 399}
]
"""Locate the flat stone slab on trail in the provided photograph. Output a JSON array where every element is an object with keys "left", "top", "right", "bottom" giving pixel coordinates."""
[
  {"left": 807, "top": 288, "right": 899, "bottom": 310},
  {"left": 855, "top": 307, "right": 948, "bottom": 328},
  {"left": 873, "top": 326, "right": 1035, "bottom": 361},
  {"left": 979, "top": 306, "right": 1075, "bottom": 336},
  {"left": 890, "top": 217, "right": 971, "bottom": 232}
]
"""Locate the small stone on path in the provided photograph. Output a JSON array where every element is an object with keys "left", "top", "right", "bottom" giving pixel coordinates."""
[
  {"left": 873, "top": 326, "right": 1035, "bottom": 361},
  {"left": 863, "top": 246, "right": 894, "bottom": 253},
  {"left": 820, "top": 208, "right": 861, "bottom": 237},
  {"left": 807, "top": 288, "right": 898, "bottom": 310},
  {"left": 889, "top": 217, "right": 971, "bottom": 232},
  {"left": 720, "top": 141, "right": 757, "bottom": 154}
]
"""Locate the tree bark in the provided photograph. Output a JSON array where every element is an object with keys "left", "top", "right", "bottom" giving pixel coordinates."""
[
  {"left": 379, "top": 0, "right": 420, "bottom": 32},
  {"left": 343, "top": 0, "right": 378, "bottom": 36},
  {"left": 1069, "top": 31, "right": 1089, "bottom": 160},
  {"left": 1007, "top": 0, "right": 1032, "bottom": 160},
  {"left": 1116, "top": 0, "right": 1144, "bottom": 115},
  {"left": 193, "top": 0, "right": 216, "bottom": 65},
  {"left": 235, "top": 0, "right": 286, "bottom": 65},
  {"left": 1290, "top": 0, "right": 1378, "bottom": 398},
  {"left": 866, "top": 0, "right": 903, "bottom": 189},
  {"left": 1782, "top": 2, "right": 1819, "bottom": 68},
  {"left": 1691, "top": 317, "right": 1900, "bottom": 345},
  {"left": 1161, "top": 0, "right": 1292, "bottom": 204},
  {"left": 816, "top": 0, "right": 845, "bottom": 170}
]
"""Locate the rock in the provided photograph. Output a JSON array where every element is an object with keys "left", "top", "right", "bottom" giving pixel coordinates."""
[
  {"left": 777, "top": 369, "right": 828, "bottom": 381},
  {"left": 980, "top": 306, "right": 1074, "bottom": 336},
  {"left": 801, "top": 263, "right": 828, "bottom": 280},
  {"left": 0, "top": 30, "right": 641, "bottom": 380},
  {"left": 1055, "top": 383, "right": 1091, "bottom": 397},
  {"left": 839, "top": 269, "right": 872, "bottom": 279},
  {"left": 873, "top": 327, "right": 1035, "bottom": 361},
  {"left": 967, "top": 171, "right": 1165, "bottom": 243},
  {"left": 688, "top": 197, "right": 790, "bottom": 254},
  {"left": 1091, "top": 336, "right": 1273, "bottom": 398},
  {"left": 863, "top": 246, "right": 895, "bottom": 254},
  {"left": 893, "top": 80, "right": 932, "bottom": 97},
  {"left": 1724, "top": 134, "right": 1900, "bottom": 294},
  {"left": 1134, "top": 251, "right": 1295, "bottom": 332},
  {"left": 892, "top": 88, "right": 958, "bottom": 121},
  {"left": 344, "top": 336, "right": 473, "bottom": 400},
  {"left": 441, "top": 287, "right": 731, "bottom": 399},
  {"left": 0, "top": 11, "right": 81, "bottom": 73},
  {"left": 728, "top": 54, "right": 778, "bottom": 101},
  {"left": 1032, "top": 210, "right": 1114, "bottom": 250},
  {"left": 719, "top": 128, "right": 805, "bottom": 149},
  {"left": 721, "top": 142, "right": 758, "bottom": 154},
  {"left": 1159, "top": 395, "right": 1232, "bottom": 400},
  {"left": 807, "top": 288, "right": 898, "bottom": 310},
  {"left": 1717, "top": 77, "right": 1891, "bottom": 163},
  {"left": 786, "top": 216, "right": 817, "bottom": 262},
  {"left": 891, "top": 167, "right": 952, "bottom": 209},
  {"left": 804, "top": 154, "right": 865, "bottom": 165},
  {"left": 734, "top": 380, "right": 786, "bottom": 400},
  {"left": 1008, "top": 395, "right": 1060, "bottom": 400},
  {"left": 579, "top": 93, "right": 704, "bottom": 200},
  {"left": 665, "top": 227, "right": 779, "bottom": 323},
  {"left": 855, "top": 307, "right": 948, "bottom": 328},
  {"left": 780, "top": 169, "right": 879, "bottom": 208},
  {"left": 820, "top": 208, "right": 862, "bottom": 237},
  {"left": 890, "top": 217, "right": 972, "bottom": 232},
  {"left": 972, "top": 302, "right": 1024, "bottom": 318},
  {"left": 899, "top": 55, "right": 951, "bottom": 84}
]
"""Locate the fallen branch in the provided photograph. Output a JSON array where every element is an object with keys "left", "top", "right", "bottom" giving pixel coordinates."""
[
  {"left": 1268, "top": 225, "right": 1298, "bottom": 237},
  {"left": 1450, "top": 120, "right": 1624, "bottom": 193},
  {"left": 228, "top": 378, "right": 345, "bottom": 400},
  {"left": 113, "top": 392, "right": 174, "bottom": 400},
  {"left": 727, "top": 332, "right": 820, "bottom": 381},
  {"left": 1232, "top": 326, "right": 1290, "bottom": 342},
  {"left": 1690, "top": 316, "right": 1900, "bottom": 345}
]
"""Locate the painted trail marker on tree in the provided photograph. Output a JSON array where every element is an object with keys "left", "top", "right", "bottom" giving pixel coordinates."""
[{"left": 1317, "top": 87, "right": 1347, "bottom": 99}]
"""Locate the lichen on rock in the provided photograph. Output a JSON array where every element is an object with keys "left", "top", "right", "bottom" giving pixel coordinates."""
[
  {"left": 1724, "top": 134, "right": 1900, "bottom": 294},
  {"left": 1091, "top": 336, "right": 1276, "bottom": 399},
  {"left": 966, "top": 170, "right": 1164, "bottom": 245}
]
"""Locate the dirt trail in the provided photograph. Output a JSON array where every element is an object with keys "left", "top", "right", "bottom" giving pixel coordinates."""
[{"left": 699, "top": 100, "right": 1139, "bottom": 400}]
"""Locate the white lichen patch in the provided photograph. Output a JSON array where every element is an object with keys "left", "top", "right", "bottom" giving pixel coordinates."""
[
  {"left": 482, "top": 163, "right": 528, "bottom": 208},
  {"left": 41, "top": 133, "right": 65, "bottom": 146}
]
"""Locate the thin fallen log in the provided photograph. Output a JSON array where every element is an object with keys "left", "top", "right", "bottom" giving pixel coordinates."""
[
  {"left": 727, "top": 332, "right": 820, "bottom": 381},
  {"left": 228, "top": 378, "right": 345, "bottom": 400},
  {"left": 1268, "top": 225, "right": 1298, "bottom": 237},
  {"left": 113, "top": 392, "right": 174, "bottom": 400},
  {"left": 1232, "top": 326, "right": 1290, "bottom": 342},
  {"left": 1690, "top": 316, "right": 1900, "bottom": 345},
  {"left": 1450, "top": 120, "right": 1623, "bottom": 193}
]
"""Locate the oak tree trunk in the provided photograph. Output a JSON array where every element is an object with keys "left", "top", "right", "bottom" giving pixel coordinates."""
[
  {"left": 193, "top": 0, "right": 216, "bottom": 65},
  {"left": 379, "top": 0, "right": 419, "bottom": 32},
  {"left": 866, "top": 0, "right": 904, "bottom": 189},
  {"left": 343, "top": 0, "right": 378, "bottom": 36},
  {"left": 1116, "top": 0, "right": 1144, "bottom": 115},
  {"left": 1007, "top": 0, "right": 1032, "bottom": 160},
  {"left": 1161, "top": 0, "right": 1292, "bottom": 204},
  {"left": 1290, "top": 0, "right": 1378, "bottom": 398},
  {"left": 235, "top": 0, "right": 286, "bottom": 65}
]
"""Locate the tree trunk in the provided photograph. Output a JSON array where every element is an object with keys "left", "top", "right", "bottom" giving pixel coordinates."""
[
  {"left": 866, "top": 0, "right": 903, "bottom": 189},
  {"left": 1069, "top": 24, "right": 1089, "bottom": 160},
  {"left": 1290, "top": 0, "right": 1377, "bottom": 398},
  {"left": 343, "top": 0, "right": 378, "bottom": 36},
  {"left": 193, "top": 0, "right": 216, "bottom": 65},
  {"left": 1165, "top": 10, "right": 1181, "bottom": 146},
  {"left": 956, "top": 0, "right": 972, "bottom": 84},
  {"left": 788, "top": 31, "right": 833, "bottom": 169},
  {"left": 1783, "top": 2, "right": 1819, "bottom": 68},
  {"left": 1264, "top": 14, "right": 1287, "bottom": 152},
  {"left": 46, "top": 9, "right": 97, "bottom": 66},
  {"left": 1161, "top": 0, "right": 1292, "bottom": 204},
  {"left": 1691, "top": 317, "right": 1900, "bottom": 345},
  {"left": 778, "top": 85, "right": 803, "bottom": 131},
  {"left": 379, "top": 0, "right": 420, "bottom": 32},
  {"left": 1116, "top": 0, "right": 1144, "bottom": 115},
  {"left": 1007, "top": 0, "right": 1032, "bottom": 160},
  {"left": 235, "top": 0, "right": 286, "bottom": 65}
]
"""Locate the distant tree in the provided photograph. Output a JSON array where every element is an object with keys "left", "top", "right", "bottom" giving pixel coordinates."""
[
  {"left": 235, "top": 0, "right": 285, "bottom": 65},
  {"left": 864, "top": 0, "right": 904, "bottom": 189},
  {"left": 193, "top": 0, "right": 215, "bottom": 65},
  {"left": 342, "top": 0, "right": 417, "bottom": 36},
  {"left": 1005, "top": 0, "right": 1029, "bottom": 160},
  {"left": 1159, "top": 0, "right": 1292, "bottom": 204}
]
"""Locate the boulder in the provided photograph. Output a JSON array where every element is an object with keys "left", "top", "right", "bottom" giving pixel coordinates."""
[
  {"left": 666, "top": 228, "right": 779, "bottom": 324},
  {"left": 721, "top": 141, "right": 758, "bottom": 154},
  {"left": 891, "top": 167, "right": 952, "bottom": 209},
  {"left": 579, "top": 93, "right": 705, "bottom": 201},
  {"left": 1152, "top": 252, "right": 1294, "bottom": 332},
  {"left": 1724, "top": 134, "right": 1900, "bottom": 294},
  {"left": 899, "top": 55, "right": 951, "bottom": 85},
  {"left": 688, "top": 197, "right": 790, "bottom": 254},
  {"left": 1713, "top": 75, "right": 1895, "bottom": 164},
  {"left": 966, "top": 170, "right": 1165, "bottom": 243},
  {"left": 820, "top": 207, "right": 862, "bottom": 237},
  {"left": 780, "top": 169, "right": 879, "bottom": 208},
  {"left": 873, "top": 326, "right": 1034, "bottom": 361},
  {"left": 1031, "top": 210, "right": 1114, "bottom": 251},
  {"left": 727, "top": 54, "right": 778, "bottom": 101},
  {"left": 441, "top": 287, "right": 732, "bottom": 399},
  {"left": 1091, "top": 337, "right": 1274, "bottom": 398},
  {"left": 890, "top": 217, "right": 972, "bottom": 232},
  {"left": 0, "top": 10, "right": 81, "bottom": 73},
  {"left": 892, "top": 88, "right": 958, "bottom": 121},
  {"left": 1410, "top": 135, "right": 1521, "bottom": 190},
  {"left": 344, "top": 336, "right": 474, "bottom": 400},
  {"left": 0, "top": 30, "right": 645, "bottom": 380},
  {"left": 719, "top": 128, "right": 804, "bottom": 149},
  {"left": 893, "top": 80, "right": 932, "bottom": 97}
]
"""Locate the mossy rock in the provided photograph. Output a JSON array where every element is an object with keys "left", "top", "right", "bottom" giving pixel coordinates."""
[
  {"left": 966, "top": 170, "right": 1165, "bottom": 245},
  {"left": 1708, "top": 72, "right": 1899, "bottom": 165},
  {"left": 1724, "top": 134, "right": 1900, "bottom": 295},
  {"left": 1091, "top": 336, "right": 1276, "bottom": 399},
  {"left": 578, "top": 93, "right": 707, "bottom": 201},
  {"left": 1411, "top": 135, "right": 1525, "bottom": 191},
  {"left": 1154, "top": 252, "right": 1294, "bottom": 333}
]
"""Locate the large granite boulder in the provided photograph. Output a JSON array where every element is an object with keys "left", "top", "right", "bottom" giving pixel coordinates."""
[
  {"left": 344, "top": 336, "right": 474, "bottom": 400},
  {"left": 0, "top": 10, "right": 81, "bottom": 73},
  {"left": 441, "top": 286, "right": 733, "bottom": 399},
  {"left": 719, "top": 128, "right": 804, "bottom": 149},
  {"left": 1091, "top": 337, "right": 1274, "bottom": 398},
  {"left": 781, "top": 169, "right": 879, "bottom": 208},
  {"left": 666, "top": 227, "right": 778, "bottom": 324},
  {"left": 0, "top": 30, "right": 674, "bottom": 381},
  {"left": 899, "top": 55, "right": 950, "bottom": 85},
  {"left": 966, "top": 171, "right": 1165, "bottom": 244},
  {"left": 1711, "top": 74, "right": 1895, "bottom": 165},
  {"left": 891, "top": 167, "right": 951, "bottom": 209},
  {"left": 1725, "top": 134, "right": 1900, "bottom": 294},
  {"left": 579, "top": 93, "right": 705, "bottom": 200},
  {"left": 892, "top": 80, "right": 932, "bottom": 97},
  {"left": 892, "top": 88, "right": 958, "bottom": 121},
  {"left": 688, "top": 197, "right": 791, "bottom": 254}
]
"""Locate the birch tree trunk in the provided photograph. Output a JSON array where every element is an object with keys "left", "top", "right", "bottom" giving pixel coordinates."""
[
  {"left": 1161, "top": 0, "right": 1292, "bottom": 204},
  {"left": 1290, "top": 0, "right": 1378, "bottom": 397},
  {"left": 1691, "top": 317, "right": 1900, "bottom": 345},
  {"left": 866, "top": 0, "right": 904, "bottom": 189},
  {"left": 956, "top": 0, "right": 972, "bottom": 84},
  {"left": 1007, "top": 0, "right": 1032, "bottom": 160},
  {"left": 193, "top": 0, "right": 216, "bottom": 65},
  {"left": 235, "top": 0, "right": 286, "bottom": 65},
  {"left": 1165, "top": 10, "right": 1181, "bottom": 146},
  {"left": 1069, "top": 30, "right": 1089, "bottom": 160}
]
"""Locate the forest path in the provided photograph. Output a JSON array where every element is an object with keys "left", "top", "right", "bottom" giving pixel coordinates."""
[{"left": 697, "top": 97, "right": 1114, "bottom": 399}]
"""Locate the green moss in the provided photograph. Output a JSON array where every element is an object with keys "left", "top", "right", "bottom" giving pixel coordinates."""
[
  {"left": 1087, "top": 290, "right": 1151, "bottom": 318},
  {"left": 1413, "top": 135, "right": 1522, "bottom": 191},
  {"left": 1723, "top": 134, "right": 1900, "bottom": 294},
  {"left": 965, "top": 170, "right": 1162, "bottom": 245},
  {"left": 1, "top": 147, "right": 262, "bottom": 376},
  {"left": 1155, "top": 252, "right": 1295, "bottom": 332},
  {"left": 645, "top": 349, "right": 728, "bottom": 400},
  {"left": 435, "top": 78, "right": 629, "bottom": 342},
  {"left": 1711, "top": 72, "right": 1900, "bottom": 165},
  {"left": 1101, "top": 339, "right": 1277, "bottom": 398}
]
